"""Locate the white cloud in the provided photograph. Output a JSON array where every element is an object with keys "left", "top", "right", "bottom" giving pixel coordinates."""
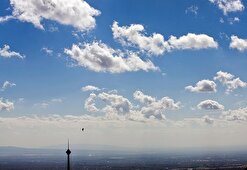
[
  {"left": 1, "top": 81, "right": 16, "bottom": 91},
  {"left": 197, "top": 99, "right": 224, "bottom": 110},
  {"left": 82, "top": 85, "right": 100, "bottom": 92},
  {"left": 72, "top": 31, "right": 80, "bottom": 39},
  {"left": 135, "top": 91, "right": 180, "bottom": 120},
  {"left": 168, "top": 33, "right": 218, "bottom": 50},
  {"left": 222, "top": 107, "right": 247, "bottom": 121},
  {"left": 0, "top": 98, "right": 14, "bottom": 111},
  {"left": 209, "top": 0, "right": 245, "bottom": 15},
  {"left": 107, "top": 89, "right": 118, "bottom": 94},
  {"left": 41, "top": 47, "right": 53, "bottom": 55},
  {"left": 219, "top": 17, "right": 225, "bottom": 23},
  {"left": 112, "top": 21, "right": 170, "bottom": 55},
  {"left": 84, "top": 93, "right": 99, "bottom": 112},
  {"left": 0, "top": 44, "right": 25, "bottom": 59},
  {"left": 84, "top": 90, "right": 180, "bottom": 121},
  {"left": 112, "top": 22, "right": 218, "bottom": 55},
  {"left": 133, "top": 90, "right": 156, "bottom": 105},
  {"left": 185, "top": 5, "right": 199, "bottom": 15},
  {"left": 228, "top": 17, "right": 240, "bottom": 24},
  {"left": 214, "top": 71, "right": 234, "bottom": 83},
  {"left": 4, "top": 0, "right": 100, "bottom": 31},
  {"left": 99, "top": 92, "right": 133, "bottom": 116},
  {"left": 0, "top": 15, "right": 14, "bottom": 23},
  {"left": 214, "top": 71, "right": 247, "bottom": 93},
  {"left": 64, "top": 42, "right": 159, "bottom": 73},
  {"left": 230, "top": 35, "right": 247, "bottom": 52},
  {"left": 185, "top": 79, "right": 217, "bottom": 93}
]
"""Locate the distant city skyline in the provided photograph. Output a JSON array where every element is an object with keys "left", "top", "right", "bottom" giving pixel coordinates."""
[{"left": 0, "top": 0, "right": 247, "bottom": 149}]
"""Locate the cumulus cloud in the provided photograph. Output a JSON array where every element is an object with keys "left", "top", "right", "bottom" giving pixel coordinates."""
[
  {"left": 84, "top": 93, "right": 99, "bottom": 112},
  {"left": 0, "top": 98, "right": 14, "bottom": 111},
  {"left": 82, "top": 85, "right": 100, "bottom": 92},
  {"left": 112, "top": 21, "right": 170, "bottom": 55},
  {"left": 197, "top": 99, "right": 224, "bottom": 110},
  {"left": 2, "top": 0, "right": 100, "bottom": 31},
  {"left": 133, "top": 90, "right": 156, "bottom": 105},
  {"left": 99, "top": 92, "right": 133, "bottom": 116},
  {"left": 185, "top": 79, "right": 217, "bottom": 93},
  {"left": 222, "top": 107, "right": 247, "bottom": 121},
  {"left": 230, "top": 35, "right": 247, "bottom": 52},
  {"left": 209, "top": 0, "right": 245, "bottom": 15},
  {"left": 112, "top": 22, "right": 218, "bottom": 55},
  {"left": 168, "top": 33, "right": 218, "bottom": 50},
  {"left": 1, "top": 81, "right": 16, "bottom": 91},
  {"left": 85, "top": 92, "right": 136, "bottom": 120},
  {"left": 64, "top": 42, "right": 159, "bottom": 73},
  {"left": 214, "top": 71, "right": 247, "bottom": 93},
  {"left": 0, "top": 44, "right": 25, "bottom": 59},
  {"left": 84, "top": 90, "right": 180, "bottom": 121},
  {"left": 134, "top": 91, "right": 180, "bottom": 120},
  {"left": 214, "top": 71, "right": 234, "bottom": 83}
]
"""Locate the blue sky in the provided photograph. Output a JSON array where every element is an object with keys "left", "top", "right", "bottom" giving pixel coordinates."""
[{"left": 0, "top": 0, "right": 247, "bottom": 148}]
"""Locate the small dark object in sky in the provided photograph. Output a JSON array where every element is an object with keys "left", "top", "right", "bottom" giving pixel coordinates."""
[{"left": 82, "top": 128, "right": 84, "bottom": 131}]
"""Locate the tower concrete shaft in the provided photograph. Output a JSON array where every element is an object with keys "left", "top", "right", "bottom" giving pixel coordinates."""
[{"left": 66, "top": 140, "right": 71, "bottom": 170}]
